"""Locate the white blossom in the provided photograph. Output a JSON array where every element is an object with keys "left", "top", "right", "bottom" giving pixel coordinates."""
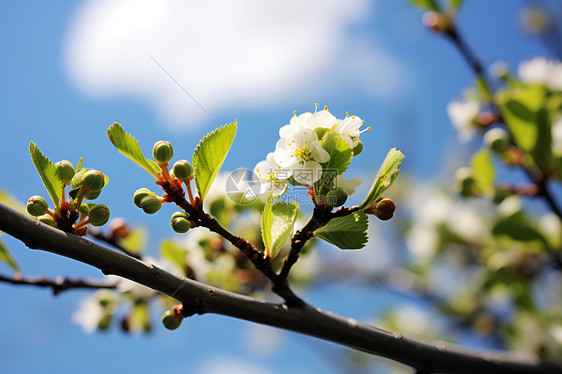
[
  {"left": 274, "top": 127, "right": 330, "bottom": 184},
  {"left": 254, "top": 152, "right": 289, "bottom": 197},
  {"left": 335, "top": 175, "right": 362, "bottom": 196},
  {"left": 333, "top": 115, "right": 365, "bottom": 147},
  {"left": 279, "top": 109, "right": 338, "bottom": 138},
  {"left": 518, "top": 57, "right": 562, "bottom": 91},
  {"left": 447, "top": 97, "right": 481, "bottom": 142}
]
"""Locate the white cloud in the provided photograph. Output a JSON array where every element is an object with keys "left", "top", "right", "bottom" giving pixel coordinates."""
[{"left": 65, "top": 0, "right": 400, "bottom": 128}]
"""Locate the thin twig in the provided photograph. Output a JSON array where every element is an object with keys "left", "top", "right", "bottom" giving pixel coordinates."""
[{"left": 0, "top": 272, "right": 117, "bottom": 295}]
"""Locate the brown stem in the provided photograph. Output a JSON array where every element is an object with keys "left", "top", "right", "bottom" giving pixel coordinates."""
[{"left": 0, "top": 272, "right": 118, "bottom": 295}]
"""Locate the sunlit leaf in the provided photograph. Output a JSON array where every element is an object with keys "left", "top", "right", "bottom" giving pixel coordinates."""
[
  {"left": 359, "top": 148, "right": 404, "bottom": 209},
  {"left": 314, "top": 211, "right": 368, "bottom": 249},
  {"left": 160, "top": 240, "right": 188, "bottom": 272},
  {"left": 107, "top": 123, "right": 159, "bottom": 179},
  {"left": 0, "top": 239, "right": 19, "bottom": 272},
  {"left": 471, "top": 148, "right": 495, "bottom": 194},
  {"left": 193, "top": 121, "right": 237, "bottom": 201},
  {"left": 261, "top": 198, "right": 299, "bottom": 258},
  {"left": 315, "top": 132, "right": 353, "bottom": 195},
  {"left": 29, "top": 142, "right": 63, "bottom": 209}
]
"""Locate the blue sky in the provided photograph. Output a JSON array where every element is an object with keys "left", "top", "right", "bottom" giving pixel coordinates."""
[{"left": 0, "top": 1, "right": 558, "bottom": 373}]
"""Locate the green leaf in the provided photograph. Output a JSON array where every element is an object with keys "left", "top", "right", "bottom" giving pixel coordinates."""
[
  {"left": 449, "top": 0, "right": 464, "bottom": 12},
  {"left": 407, "top": 0, "right": 440, "bottom": 11},
  {"left": 502, "top": 100, "right": 537, "bottom": 152},
  {"left": 76, "top": 157, "right": 84, "bottom": 173},
  {"left": 471, "top": 148, "right": 495, "bottom": 193},
  {"left": 107, "top": 123, "right": 159, "bottom": 179},
  {"left": 314, "top": 211, "right": 368, "bottom": 249},
  {"left": 315, "top": 132, "right": 353, "bottom": 195},
  {"left": 493, "top": 211, "right": 548, "bottom": 246},
  {"left": 193, "top": 121, "right": 237, "bottom": 201},
  {"left": 261, "top": 199, "right": 299, "bottom": 258},
  {"left": 261, "top": 199, "right": 273, "bottom": 256},
  {"left": 160, "top": 240, "right": 188, "bottom": 272},
  {"left": 29, "top": 142, "right": 64, "bottom": 209},
  {"left": 0, "top": 239, "right": 19, "bottom": 272},
  {"left": 359, "top": 148, "right": 405, "bottom": 209},
  {"left": 0, "top": 189, "right": 25, "bottom": 214}
]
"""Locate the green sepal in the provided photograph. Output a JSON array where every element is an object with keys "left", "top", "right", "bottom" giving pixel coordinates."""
[
  {"left": 107, "top": 123, "right": 160, "bottom": 179},
  {"left": 314, "top": 211, "right": 368, "bottom": 249},
  {"left": 193, "top": 121, "right": 237, "bottom": 201},
  {"left": 29, "top": 142, "right": 64, "bottom": 209},
  {"left": 359, "top": 148, "right": 404, "bottom": 209}
]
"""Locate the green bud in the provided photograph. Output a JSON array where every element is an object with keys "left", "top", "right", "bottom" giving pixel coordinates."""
[
  {"left": 82, "top": 170, "right": 105, "bottom": 192},
  {"left": 55, "top": 160, "right": 75, "bottom": 185},
  {"left": 484, "top": 128, "right": 510, "bottom": 153},
  {"left": 171, "top": 217, "right": 190, "bottom": 233},
  {"left": 37, "top": 213, "right": 54, "bottom": 225},
  {"left": 140, "top": 195, "right": 162, "bottom": 214},
  {"left": 314, "top": 127, "right": 329, "bottom": 140},
  {"left": 85, "top": 190, "right": 101, "bottom": 200},
  {"left": 372, "top": 198, "right": 395, "bottom": 221},
  {"left": 71, "top": 169, "right": 87, "bottom": 189},
  {"left": 454, "top": 167, "right": 478, "bottom": 197},
  {"left": 79, "top": 203, "right": 96, "bottom": 215},
  {"left": 133, "top": 188, "right": 153, "bottom": 208},
  {"left": 172, "top": 160, "right": 194, "bottom": 180},
  {"left": 97, "top": 313, "right": 112, "bottom": 331},
  {"left": 171, "top": 211, "right": 190, "bottom": 221},
  {"left": 89, "top": 204, "right": 111, "bottom": 226},
  {"left": 161, "top": 310, "right": 182, "bottom": 330},
  {"left": 325, "top": 187, "right": 348, "bottom": 207},
  {"left": 352, "top": 140, "right": 363, "bottom": 156},
  {"left": 27, "top": 195, "right": 49, "bottom": 216},
  {"left": 153, "top": 141, "right": 174, "bottom": 163}
]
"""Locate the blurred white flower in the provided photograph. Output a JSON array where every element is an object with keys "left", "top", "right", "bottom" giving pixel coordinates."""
[
  {"left": 447, "top": 97, "right": 481, "bottom": 142},
  {"left": 335, "top": 175, "right": 362, "bottom": 196},
  {"left": 518, "top": 57, "right": 562, "bottom": 91},
  {"left": 552, "top": 116, "right": 562, "bottom": 157},
  {"left": 72, "top": 290, "right": 116, "bottom": 333},
  {"left": 274, "top": 127, "right": 330, "bottom": 184}
]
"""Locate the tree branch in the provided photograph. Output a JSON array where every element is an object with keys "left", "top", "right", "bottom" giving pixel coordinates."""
[
  {"left": 0, "top": 202, "right": 559, "bottom": 373},
  {"left": 0, "top": 272, "right": 117, "bottom": 295}
]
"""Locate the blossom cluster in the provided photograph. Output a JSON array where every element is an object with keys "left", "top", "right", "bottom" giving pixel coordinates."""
[{"left": 253, "top": 105, "right": 366, "bottom": 199}]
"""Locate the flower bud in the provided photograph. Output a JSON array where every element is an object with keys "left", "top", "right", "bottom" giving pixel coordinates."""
[
  {"left": 79, "top": 203, "right": 95, "bottom": 216},
  {"left": 55, "top": 160, "right": 75, "bottom": 185},
  {"left": 352, "top": 140, "right": 363, "bottom": 156},
  {"left": 153, "top": 140, "right": 174, "bottom": 163},
  {"left": 172, "top": 160, "right": 194, "bottom": 180},
  {"left": 133, "top": 188, "right": 153, "bottom": 208},
  {"left": 454, "top": 167, "right": 478, "bottom": 197},
  {"left": 422, "top": 11, "right": 452, "bottom": 33},
  {"left": 140, "top": 195, "right": 162, "bottom": 214},
  {"left": 171, "top": 211, "right": 190, "bottom": 221},
  {"left": 75, "top": 225, "right": 88, "bottom": 236},
  {"left": 89, "top": 204, "right": 111, "bottom": 226},
  {"left": 161, "top": 309, "right": 183, "bottom": 330},
  {"left": 38, "top": 213, "right": 54, "bottom": 225},
  {"left": 484, "top": 127, "right": 510, "bottom": 153},
  {"left": 71, "top": 169, "right": 87, "bottom": 189},
  {"left": 370, "top": 198, "right": 396, "bottom": 221},
  {"left": 171, "top": 217, "right": 190, "bottom": 233},
  {"left": 85, "top": 190, "right": 101, "bottom": 200},
  {"left": 82, "top": 170, "right": 105, "bottom": 193},
  {"left": 109, "top": 218, "right": 130, "bottom": 239},
  {"left": 27, "top": 195, "right": 49, "bottom": 216},
  {"left": 325, "top": 187, "right": 348, "bottom": 207}
]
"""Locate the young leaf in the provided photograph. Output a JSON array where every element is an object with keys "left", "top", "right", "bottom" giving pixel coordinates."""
[
  {"left": 261, "top": 199, "right": 273, "bottom": 256},
  {"left": 160, "top": 240, "right": 188, "bottom": 272},
  {"left": 261, "top": 200, "right": 299, "bottom": 258},
  {"left": 359, "top": 148, "right": 405, "bottom": 210},
  {"left": 471, "top": 148, "right": 495, "bottom": 194},
  {"left": 407, "top": 0, "right": 440, "bottom": 11},
  {"left": 0, "top": 239, "right": 19, "bottom": 272},
  {"left": 107, "top": 123, "right": 160, "bottom": 179},
  {"left": 450, "top": 0, "right": 464, "bottom": 12},
  {"left": 315, "top": 133, "right": 353, "bottom": 195},
  {"left": 29, "top": 142, "right": 64, "bottom": 209},
  {"left": 76, "top": 157, "right": 84, "bottom": 173},
  {"left": 0, "top": 189, "right": 25, "bottom": 214},
  {"left": 314, "top": 211, "right": 368, "bottom": 249},
  {"left": 193, "top": 121, "right": 237, "bottom": 201}
]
